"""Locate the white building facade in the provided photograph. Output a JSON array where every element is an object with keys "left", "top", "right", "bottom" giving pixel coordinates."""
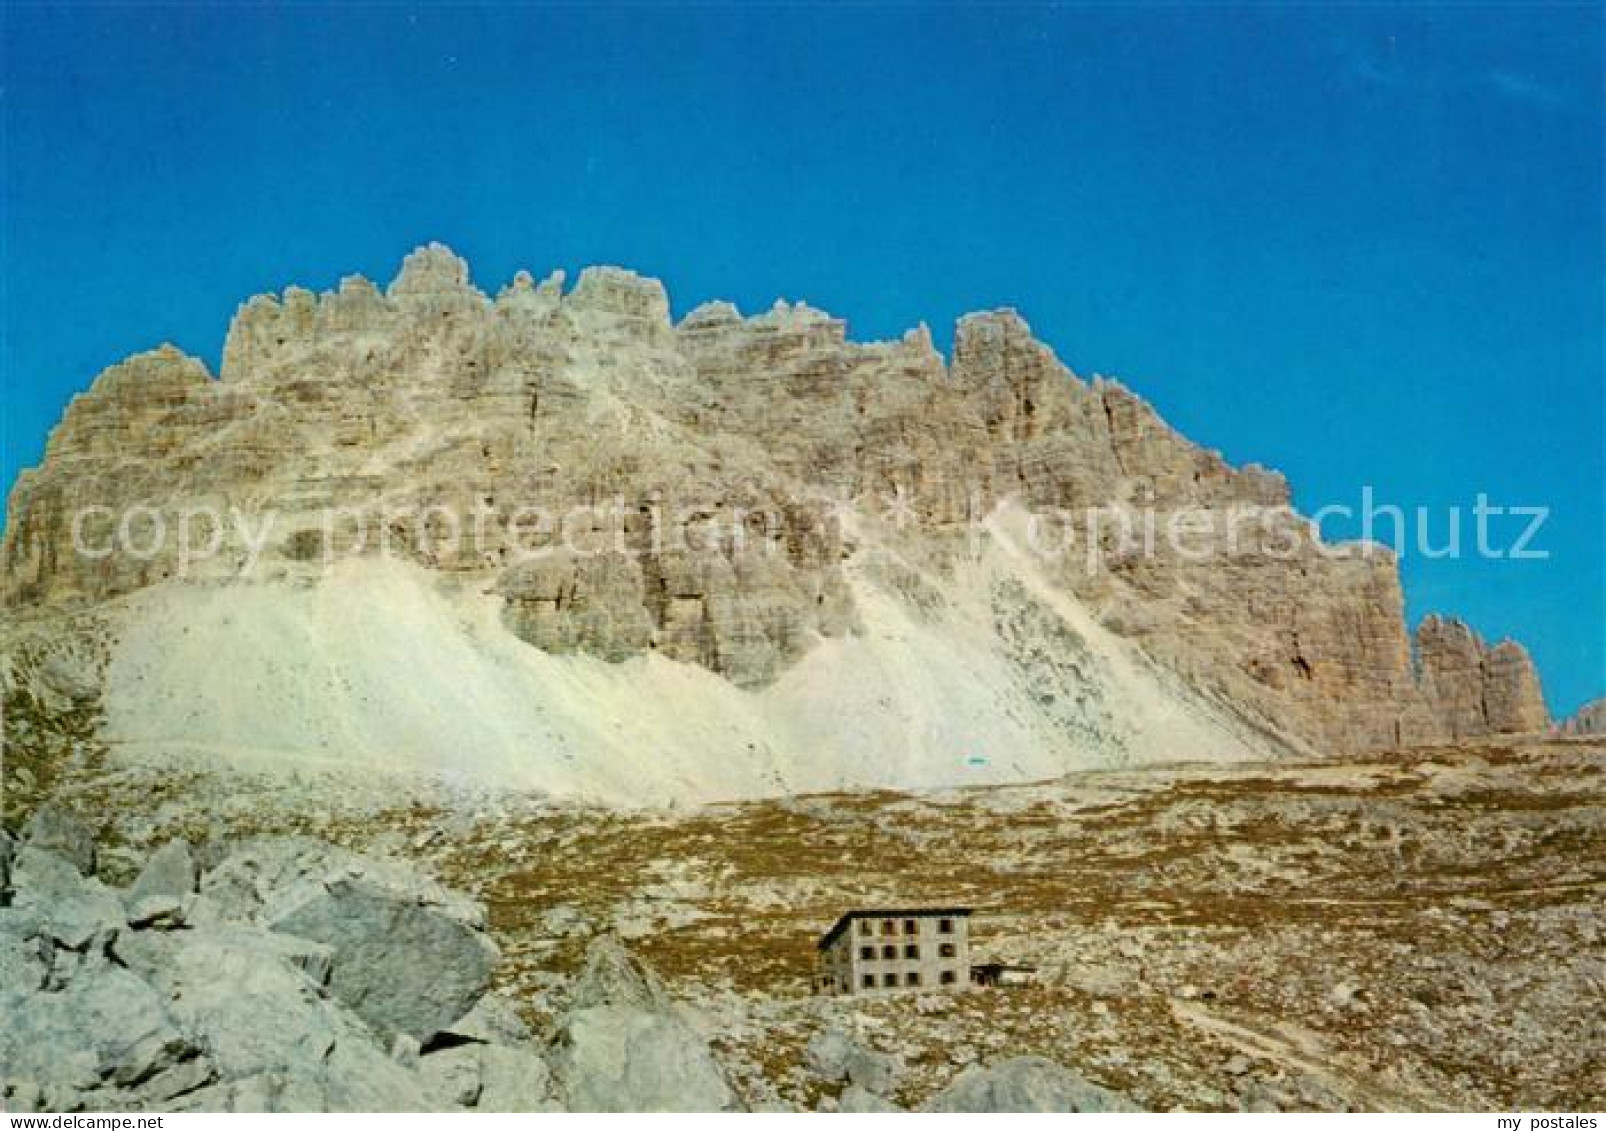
[{"left": 814, "top": 908, "right": 971, "bottom": 995}]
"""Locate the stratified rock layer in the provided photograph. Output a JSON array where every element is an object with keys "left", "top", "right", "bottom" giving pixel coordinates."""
[{"left": 2, "top": 244, "right": 1551, "bottom": 753}]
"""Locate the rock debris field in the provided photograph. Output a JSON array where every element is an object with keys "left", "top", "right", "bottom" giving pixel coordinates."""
[{"left": 4, "top": 736, "right": 1599, "bottom": 1112}]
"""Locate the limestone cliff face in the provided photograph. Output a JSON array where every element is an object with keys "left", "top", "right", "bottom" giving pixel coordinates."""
[
  {"left": 2, "top": 244, "right": 1551, "bottom": 747},
  {"left": 1558, "top": 698, "right": 1606, "bottom": 736},
  {"left": 1413, "top": 616, "right": 1549, "bottom": 739}
]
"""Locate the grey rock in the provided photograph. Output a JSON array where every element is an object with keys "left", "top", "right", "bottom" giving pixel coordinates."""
[
  {"left": 1237, "top": 1082, "right": 1286, "bottom": 1113},
  {"left": 141, "top": 927, "right": 428, "bottom": 1111},
  {"left": 567, "top": 933, "right": 671, "bottom": 1012},
  {"left": 2, "top": 827, "right": 524, "bottom": 1113},
  {"left": 127, "top": 892, "right": 187, "bottom": 930},
  {"left": 169, "top": 1076, "right": 270, "bottom": 1114},
  {"left": 556, "top": 1005, "right": 739, "bottom": 1112},
  {"left": 390, "top": 1033, "right": 422, "bottom": 1068},
  {"left": 126, "top": 840, "right": 197, "bottom": 928},
  {"left": 169, "top": 1063, "right": 426, "bottom": 1115},
  {"left": 106, "top": 926, "right": 168, "bottom": 979},
  {"left": 414, "top": 991, "right": 550, "bottom": 1112},
  {"left": 106, "top": 925, "right": 313, "bottom": 992},
  {"left": 419, "top": 1046, "right": 483, "bottom": 1107},
  {"left": 254, "top": 930, "right": 337, "bottom": 988},
  {"left": 804, "top": 1027, "right": 854, "bottom": 1081},
  {"left": 805, "top": 1027, "right": 898, "bottom": 1094},
  {"left": 1, "top": 826, "right": 14, "bottom": 898},
  {"left": 0, "top": 910, "right": 53, "bottom": 992},
  {"left": 9, "top": 847, "right": 123, "bottom": 951},
  {"left": 130, "top": 1055, "right": 218, "bottom": 1105},
  {"left": 473, "top": 1044, "right": 558, "bottom": 1112},
  {"left": 23, "top": 806, "right": 96, "bottom": 876},
  {"left": 0, "top": 958, "right": 196, "bottom": 1096},
  {"left": 192, "top": 838, "right": 344, "bottom": 924},
  {"left": 419, "top": 1042, "right": 556, "bottom": 1112},
  {"left": 552, "top": 934, "right": 736, "bottom": 1111},
  {"left": 200, "top": 837, "right": 485, "bottom": 931},
  {"left": 268, "top": 877, "right": 499, "bottom": 1042},
  {"left": 2, "top": 1081, "right": 44, "bottom": 1112},
  {"left": 538, "top": 904, "right": 588, "bottom": 939},
  {"left": 845, "top": 1047, "right": 899, "bottom": 1095},
  {"left": 922, "top": 1056, "right": 1140, "bottom": 1113},
  {"left": 437, "top": 992, "right": 532, "bottom": 1046},
  {"left": 838, "top": 1084, "right": 903, "bottom": 1112},
  {"left": 36, "top": 651, "right": 100, "bottom": 705}
]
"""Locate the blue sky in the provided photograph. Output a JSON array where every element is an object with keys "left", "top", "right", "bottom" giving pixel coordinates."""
[{"left": 2, "top": 3, "right": 1601, "bottom": 714}]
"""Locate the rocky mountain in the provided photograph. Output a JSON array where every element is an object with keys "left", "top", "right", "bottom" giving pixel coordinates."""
[
  {"left": 1558, "top": 697, "right": 1606, "bottom": 737},
  {"left": 1, "top": 244, "right": 1552, "bottom": 800}
]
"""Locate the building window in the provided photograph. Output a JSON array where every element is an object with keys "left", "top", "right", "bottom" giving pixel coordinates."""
[
  {"left": 882, "top": 973, "right": 899, "bottom": 988},
  {"left": 859, "top": 946, "right": 875, "bottom": 961},
  {"left": 904, "top": 944, "right": 919, "bottom": 959},
  {"left": 881, "top": 919, "right": 896, "bottom": 936},
  {"left": 903, "top": 918, "right": 917, "bottom": 935},
  {"left": 906, "top": 972, "right": 921, "bottom": 987},
  {"left": 938, "top": 918, "right": 954, "bottom": 934},
  {"left": 939, "top": 943, "right": 956, "bottom": 958},
  {"left": 940, "top": 970, "right": 957, "bottom": 985},
  {"left": 858, "top": 920, "right": 872, "bottom": 937},
  {"left": 881, "top": 944, "right": 897, "bottom": 960},
  {"left": 862, "top": 975, "right": 875, "bottom": 989}
]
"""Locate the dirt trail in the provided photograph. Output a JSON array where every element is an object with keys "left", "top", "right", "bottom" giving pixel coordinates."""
[{"left": 1171, "top": 1002, "right": 1448, "bottom": 1112}]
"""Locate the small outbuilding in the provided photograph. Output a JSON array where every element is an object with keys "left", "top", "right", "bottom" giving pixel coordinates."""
[{"left": 969, "top": 961, "right": 1038, "bottom": 988}]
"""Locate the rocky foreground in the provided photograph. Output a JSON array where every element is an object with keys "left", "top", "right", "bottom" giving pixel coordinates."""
[
  {"left": 0, "top": 807, "right": 1132, "bottom": 1113},
  {"left": 5, "top": 736, "right": 1601, "bottom": 1112}
]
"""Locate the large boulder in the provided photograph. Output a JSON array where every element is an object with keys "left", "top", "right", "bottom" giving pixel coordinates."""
[
  {"left": 804, "top": 1026, "right": 900, "bottom": 1095},
  {"left": 922, "top": 1056, "right": 1140, "bottom": 1113},
  {"left": 125, "top": 839, "right": 198, "bottom": 928},
  {"left": 0, "top": 910, "right": 54, "bottom": 992},
  {"left": 413, "top": 990, "right": 555, "bottom": 1111},
  {"left": 418, "top": 1043, "right": 557, "bottom": 1112},
  {"left": 555, "top": 1006, "right": 739, "bottom": 1113},
  {"left": 195, "top": 837, "right": 485, "bottom": 930},
  {"left": 553, "top": 936, "right": 739, "bottom": 1112},
  {"left": 113, "top": 920, "right": 335, "bottom": 990},
  {"left": 436, "top": 992, "right": 532, "bottom": 1045},
  {"left": 132, "top": 926, "right": 428, "bottom": 1111},
  {"left": 566, "top": 933, "right": 671, "bottom": 1012},
  {"left": 268, "top": 877, "right": 499, "bottom": 1043},
  {"left": 8, "top": 847, "right": 123, "bottom": 951},
  {"left": 472, "top": 1044, "right": 558, "bottom": 1112},
  {"left": 185, "top": 837, "right": 499, "bottom": 1044},
  {"left": 23, "top": 805, "right": 97, "bottom": 876},
  {"left": 168, "top": 1063, "right": 425, "bottom": 1115},
  {"left": 0, "top": 955, "right": 201, "bottom": 1109},
  {"left": 1, "top": 832, "right": 522, "bottom": 1113}
]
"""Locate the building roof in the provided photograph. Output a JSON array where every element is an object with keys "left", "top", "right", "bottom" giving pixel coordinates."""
[{"left": 816, "top": 907, "right": 972, "bottom": 951}]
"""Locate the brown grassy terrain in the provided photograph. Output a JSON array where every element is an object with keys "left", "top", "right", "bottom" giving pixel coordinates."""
[{"left": 9, "top": 733, "right": 1602, "bottom": 1111}]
